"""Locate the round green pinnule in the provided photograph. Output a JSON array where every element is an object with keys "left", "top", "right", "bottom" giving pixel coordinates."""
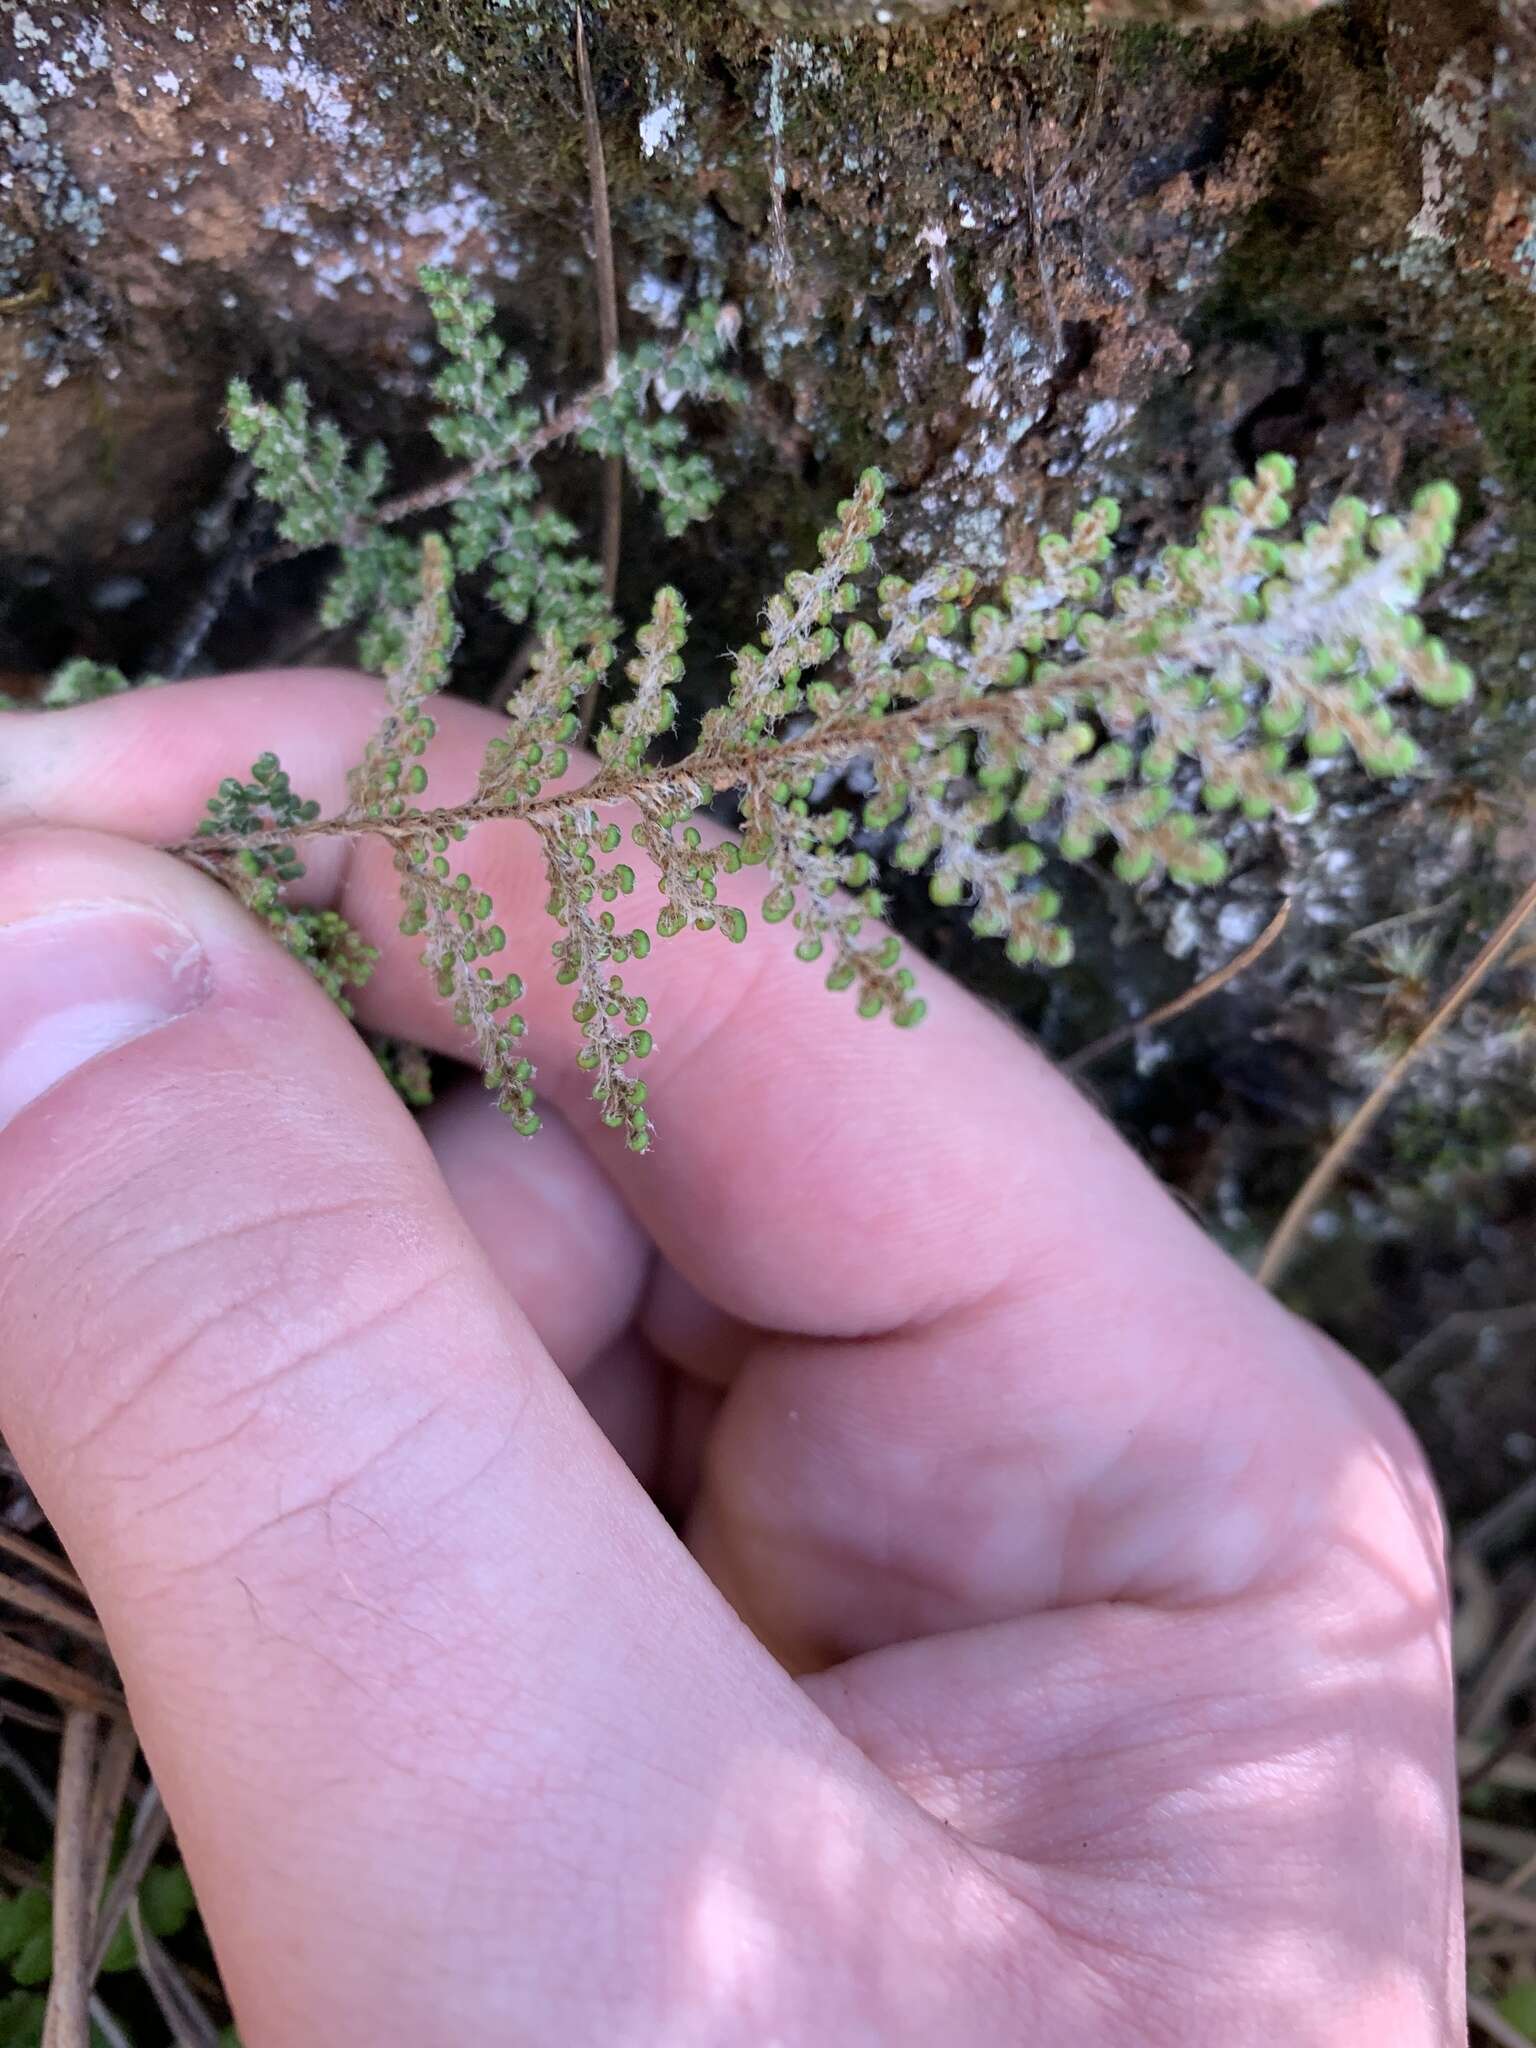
[
  {"left": 1417, "top": 659, "right": 1474, "bottom": 708},
  {"left": 1254, "top": 450, "right": 1297, "bottom": 494},
  {"left": 1170, "top": 842, "right": 1229, "bottom": 888}
]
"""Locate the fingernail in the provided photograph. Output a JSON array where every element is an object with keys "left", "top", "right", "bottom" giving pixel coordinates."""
[{"left": 0, "top": 907, "right": 211, "bottom": 1133}]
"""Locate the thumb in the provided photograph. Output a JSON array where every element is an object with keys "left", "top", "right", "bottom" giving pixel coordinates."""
[{"left": 0, "top": 827, "right": 921, "bottom": 2045}]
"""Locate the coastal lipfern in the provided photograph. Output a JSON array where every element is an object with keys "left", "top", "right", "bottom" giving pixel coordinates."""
[
  {"left": 225, "top": 268, "right": 743, "bottom": 673},
  {"left": 181, "top": 273, "right": 1473, "bottom": 1153}
]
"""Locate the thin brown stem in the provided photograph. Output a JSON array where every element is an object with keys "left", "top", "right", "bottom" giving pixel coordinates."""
[
  {"left": 1066, "top": 899, "right": 1290, "bottom": 1073},
  {"left": 573, "top": 3, "right": 623, "bottom": 744},
  {"left": 43, "top": 1709, "right": 98, "bottom": 2048},
  {"left": 1258, "top": 871, "right": 1536, "bottom": 1289},
  {"left": 575, "top": 6, "right": 620, "bottom": 383},
  {"left": 369, "top": 386, "right": 606, "bottom": 530},
  {"left": 166, "top": 677, "right": 1071, "bottom": 865}
]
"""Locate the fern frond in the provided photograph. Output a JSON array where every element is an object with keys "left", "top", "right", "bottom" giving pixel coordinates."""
[{"left": 186, "top": 275, "right": 1473, "bottom": 1150}]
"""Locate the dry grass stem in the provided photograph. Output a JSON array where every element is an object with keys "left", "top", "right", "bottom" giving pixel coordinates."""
[
  {"left": 1259, "top": 873, "right": 1536, "bottom": 1288},
  {"left": 1065, "top": 898, "right": 1291, "bottom": 1073}
]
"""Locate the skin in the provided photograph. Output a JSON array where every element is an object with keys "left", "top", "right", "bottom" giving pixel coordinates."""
[{"left": 0, "top": 671, "right": 1462, "bottom": 2045}]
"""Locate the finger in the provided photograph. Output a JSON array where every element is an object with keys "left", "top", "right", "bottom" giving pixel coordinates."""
[
  {"left": 422, "top": 1082, "right": 665, "bottom": 1479},
  {"left": 0, "top": 673, "right": 1250, "bottom": 1333},
  {"left": 802, "top": 1584, "right": 1463, "bottom": 2045},
  {"left": 0, "top": 825, "right": 953, "bottom": 2045},
  {"left": 0, "top": 680, "right": 1405, "bottom": 1655},
  {"left": 421, "top": 1083, "right": 649, "bottom": 1378}
]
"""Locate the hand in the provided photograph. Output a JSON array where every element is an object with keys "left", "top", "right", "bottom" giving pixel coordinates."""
[{"left": 0, "top": 672, "right": 1462, "bottom": 2045}]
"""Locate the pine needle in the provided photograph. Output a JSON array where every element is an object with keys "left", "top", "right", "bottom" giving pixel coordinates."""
[
  {"left": 42, "top": 1709, "right": 98, "bottom": 2048},
  {"left": 130, "top": 1907, "right": 220, "bottom": 2048},
  {"left": 1065, "top": 898, "right": 1291, "bottom": 1073},
  {"left": 90, "top": 1787, "right": 169, "bottom": 1979},
  {"left": 0, "top": 1569, "right": 108, "bottom": 1646},
  {"left": 82, "top": 1719, "right": 138, "bottom": 1940},
  {"left": 0, "top": 1527, "right": 88, "bottom": 1598},
  {"left": 0, "top": 1632, "right": 124, "bottom": 1717},
  {"left": 1258, "top": 872, "right": 1536, "bottom": 1290}
]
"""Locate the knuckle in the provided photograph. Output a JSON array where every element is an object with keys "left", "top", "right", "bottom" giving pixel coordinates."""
[{"left": 2, "top": 1111, "right": 463, "bottom": 1493}]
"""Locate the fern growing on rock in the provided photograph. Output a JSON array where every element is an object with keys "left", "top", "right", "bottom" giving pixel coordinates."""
[{"left": 169, "top": 273, "right": 1473, "bottom": 1150}]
